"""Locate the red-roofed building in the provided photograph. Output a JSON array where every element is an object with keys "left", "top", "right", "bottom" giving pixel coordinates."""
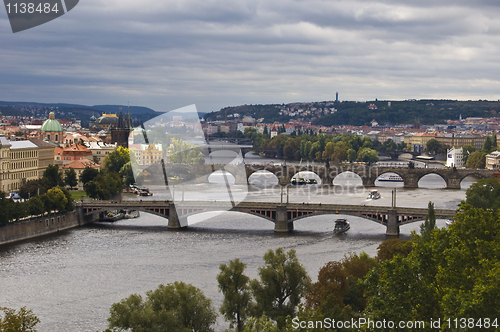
[{"left": 55, "top": 143, "right": 93, "bottom": 165}]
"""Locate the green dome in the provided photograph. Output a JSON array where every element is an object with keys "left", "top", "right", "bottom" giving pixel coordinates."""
[{"left": 41, "top": 112, "right": 63, "bottom": 132}]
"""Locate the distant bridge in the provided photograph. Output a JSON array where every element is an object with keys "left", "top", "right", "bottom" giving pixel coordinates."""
[
  {"left": 79, "top": 200, "right": 456, "bottom": 236},
  {"left": 158, "top": 163, "right": 495, "bottom": 189}
]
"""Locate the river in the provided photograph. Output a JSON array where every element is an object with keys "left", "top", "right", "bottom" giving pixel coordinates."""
[{"left": 0, "top": 155, "right": 476, "bottom": 331}]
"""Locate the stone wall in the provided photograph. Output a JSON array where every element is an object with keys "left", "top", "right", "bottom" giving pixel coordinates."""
[{"left": 0, "top": 211, "right": 82, "bottom": 246}]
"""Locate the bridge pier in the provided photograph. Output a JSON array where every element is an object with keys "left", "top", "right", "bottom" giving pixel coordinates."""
[
  {"left": 403, "top": 174, "right": 419, "bottom": 188},
  {"left": 386, "top": 209, "right": 399, "bottom": 236},
  {"left": 274, "top": 205, "right": 293, "bottom": 232},
  {"left": 167, "top": 203, "right": 183, "bottom": 229},
  {"left": 446, "top": 176, "right": 462, "bottom": 189}
]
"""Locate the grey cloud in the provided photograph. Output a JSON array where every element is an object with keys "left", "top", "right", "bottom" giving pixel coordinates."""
[{"left": 2, "top": 0, "right": 500, "bottom": 112}]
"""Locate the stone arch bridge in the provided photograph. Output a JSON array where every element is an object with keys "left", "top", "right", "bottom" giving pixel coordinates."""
[
  {"left": 79, "top": 200, "right": 456, "bottom": 236},
  {"left": 159, "top": 163, "right": 494, "bottom": 189}
]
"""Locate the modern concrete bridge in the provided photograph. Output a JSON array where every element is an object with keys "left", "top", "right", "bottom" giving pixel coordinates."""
[
  {"left": 159, "top": 163, "right": 495, "bottom": 189},
  {"left": 79, "top": 200, "right": 456, "bottom": 236}
]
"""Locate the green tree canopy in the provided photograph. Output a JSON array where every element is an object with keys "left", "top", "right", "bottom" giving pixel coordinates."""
[
  {"left": 79, "top": 166, "right": 100, "bottom": 186},
  {"left": 250, "top": 248, "right": 311, "bottom": 329},
  {"left": 465, "top": 178, "right": 500, "bottom": 211},
  {"left": 357, "top": 148, "right": 379, "bottom": 164},
  {"left": 84, "top": 172, "right": 124, "bottom": 200},
  {"left": 0, "top": 306, "right": 40, "bottom": 332},
  {"left": 482, "top": 136, "right": 493, "bottom": 153},
  {"left": 64, "top": 167, "right": 78, "bottom": 190},
  {"left": 363, "top": 204, "right": 500, "bottom": 330},
  {"left": 104, "top": 146, "right": 131, "bottom": 174},
  {"left": 465, "top": 151, "right": 486, "bottom": 169},
  {"left": 168, "top": 138, "right": 204, "bottom": 164},
  {"left": 108, "top": 282, "right": 217, "bottom": 332},
  {"left": 420, "top": 201, "right": 436, "bottom": 241},
  {"left": 41, "top": 164, "right": 64, "bottom": 189}
]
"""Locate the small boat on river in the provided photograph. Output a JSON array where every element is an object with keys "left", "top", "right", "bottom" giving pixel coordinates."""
[
  {"left": 124, "top": 210, "right": 140, "bottom": 219},
  {"left": 367, "top": 189, "right": 381, "bottom": 199},
  {"left": 334, "top": 218, "right": 350, "bottom": 234},
  {"left": 99, "top": 210, "right": 125, "bottom": 222}
]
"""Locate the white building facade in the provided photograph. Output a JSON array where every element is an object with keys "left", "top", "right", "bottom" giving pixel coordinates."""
[{"left": 446, "top": 147, "right": 464, "bottom": 168}]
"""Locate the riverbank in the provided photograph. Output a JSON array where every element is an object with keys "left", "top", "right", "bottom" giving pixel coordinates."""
[{"left": 0, "top": 210, "right": 82, "bottom": 246}]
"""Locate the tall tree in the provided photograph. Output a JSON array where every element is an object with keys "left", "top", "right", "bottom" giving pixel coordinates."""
[
  {"left": 420, "top": 201, "right": 436, "bottom": 241},
  {"left": 41, "top": 164, "right": 64, "bottom": 189},
  {"left": 217, "top": 259, "right": 252, "bottom": 332},
  {"left": 465, "top": 151, "right": 486, "bottom": 169},
  {"left": 482, "top": 136, "right": 493, "bottom": 153},
  {"left": 64, "top": 167, "right": 78, "bottom": 190},
  {"left": 250, "top": 248, "right": 310, "bottom": 329},
  {"left": 79, "top": 166, "right": 100, "bottom": 185}
]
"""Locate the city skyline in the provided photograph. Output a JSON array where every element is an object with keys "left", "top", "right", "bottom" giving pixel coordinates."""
[{"left": 2, "top": 1, "right": 500, "bottom": 114}]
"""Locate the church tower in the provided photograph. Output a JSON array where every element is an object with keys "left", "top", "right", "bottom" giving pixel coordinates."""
[{"left": 110, "top": 107, "right": 132, "bottom": 148}]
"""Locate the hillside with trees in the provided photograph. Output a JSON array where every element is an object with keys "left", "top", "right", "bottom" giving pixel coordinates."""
[{"left": 206, "top": 99, "right": 500, "bottom": 126}]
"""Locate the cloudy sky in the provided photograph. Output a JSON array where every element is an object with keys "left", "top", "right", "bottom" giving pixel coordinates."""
[{"left": 2, "top": 0, "right": 500, "bottom": 113}]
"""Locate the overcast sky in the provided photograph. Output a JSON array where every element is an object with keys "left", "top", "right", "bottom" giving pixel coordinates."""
[{"left": 2, "top": 0, "right": 500, "bottom": 113}]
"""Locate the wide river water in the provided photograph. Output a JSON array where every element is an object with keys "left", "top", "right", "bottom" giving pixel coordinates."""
[{"left": 0, "top": 154, "right": 476, "bottom": 331}]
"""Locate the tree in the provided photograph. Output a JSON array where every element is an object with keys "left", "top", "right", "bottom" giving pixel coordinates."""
[
  {"left": 41, "top": 164, "right": 64, "bottom": 190},
  {"left": 482, "top": 136, "right": 493, "bottom": 153},
  {"left": 119, "top": 162, "right": 135, "bottom": 186},
  {"left": 79, "top": 166, "right": 99, "bottom": 186},
  {"left": 465, "top": 178, "right": 500, "bottom": 211},
  {"left": 492, "top": 131, "right": 498, "bottom": 149},
  {"left": 347, "top": 149, "right": 356, "bottom": 163},
  {"left": 108, "top": 282, "right": 217, "bottom": 332},
  {"left": 425, "top": 138, "right": 446, "bottom": 154},
  {"left": 0, "top": 306, "right": 40, "bottom": 332},
  {"left": 420, "top": 201, "right": 436, "bottom": 241},
  {"left": 363, "top": 204, "right": 500, "bottom": 330},
  {"left": 64, "top": 167, "right": 78, "bottom": 190},
  {"left": 375, "top": 238, "right": 412, "bottom": 262},
  {"left": 45, "top": 187, "right": 69, "bottom": 212},
  {"left": 168, "top": 138, "right": 204, "bottom": 164},
  {"left": 462, "top": 145, "right": 475, "bottom": 164},
  {"left": 357, "top": 148, "right": 379, "bottom": 164},
  {"left": 465, "top": 151, "right": 486, "bottom": 169},
  {"left": 104, "top": 146, "right": 131, "bottom": 174},
  {"left": 18, "top": 179, "right": 41, "bottom": 199},
  {"left": 250, "top": 248, "right": 310, "bottom": 329},
  {"left": 27, "top": 196, "right": 45, "bottom": 216},
  {"left": 84, "top": 172, "right": 124, "bottom": 200},
  {"left": 217, "top": 259, "right": 252, "bottom": 331}
]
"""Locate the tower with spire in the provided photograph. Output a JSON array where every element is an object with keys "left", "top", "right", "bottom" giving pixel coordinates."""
[{"left": 110, "top": 105, "right": 133, "bottom": 148}]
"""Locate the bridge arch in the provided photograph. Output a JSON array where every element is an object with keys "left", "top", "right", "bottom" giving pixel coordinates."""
[
  {"left": 332, "top": 171, "right": 363, "bottom": 186},
  {"left": 248, "top": 170, "right": 279, "bottom": 186},
  {"left": 417, "top": 172, "right": 447, "bottom": 189},
  {"left": 208, "top": 170, "right": 236, "bottom": 184}
]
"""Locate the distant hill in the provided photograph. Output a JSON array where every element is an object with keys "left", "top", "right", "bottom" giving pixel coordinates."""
[
  {"left": 90, "top": 105, "right": 157, "bottom": 115},
  {"left": 206, "top": 99, "right": 500, "bottom": 126}
]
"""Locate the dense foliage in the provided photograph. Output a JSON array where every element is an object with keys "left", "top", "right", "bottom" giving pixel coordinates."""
[
  {"left": 1, "top": 164, "right": 76, "bottom": 225},
  {"left": 206, "top": 100, "right": 500, "bottom": 126},
  {"left": 107, "top": 282, "right": 217, "bottom": 332},
  {"left": 244, "top": 130, "right": 388, "bottom": 162},
  {"left": 0, "top": 306, "right": 39, "bottom": 332}
]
